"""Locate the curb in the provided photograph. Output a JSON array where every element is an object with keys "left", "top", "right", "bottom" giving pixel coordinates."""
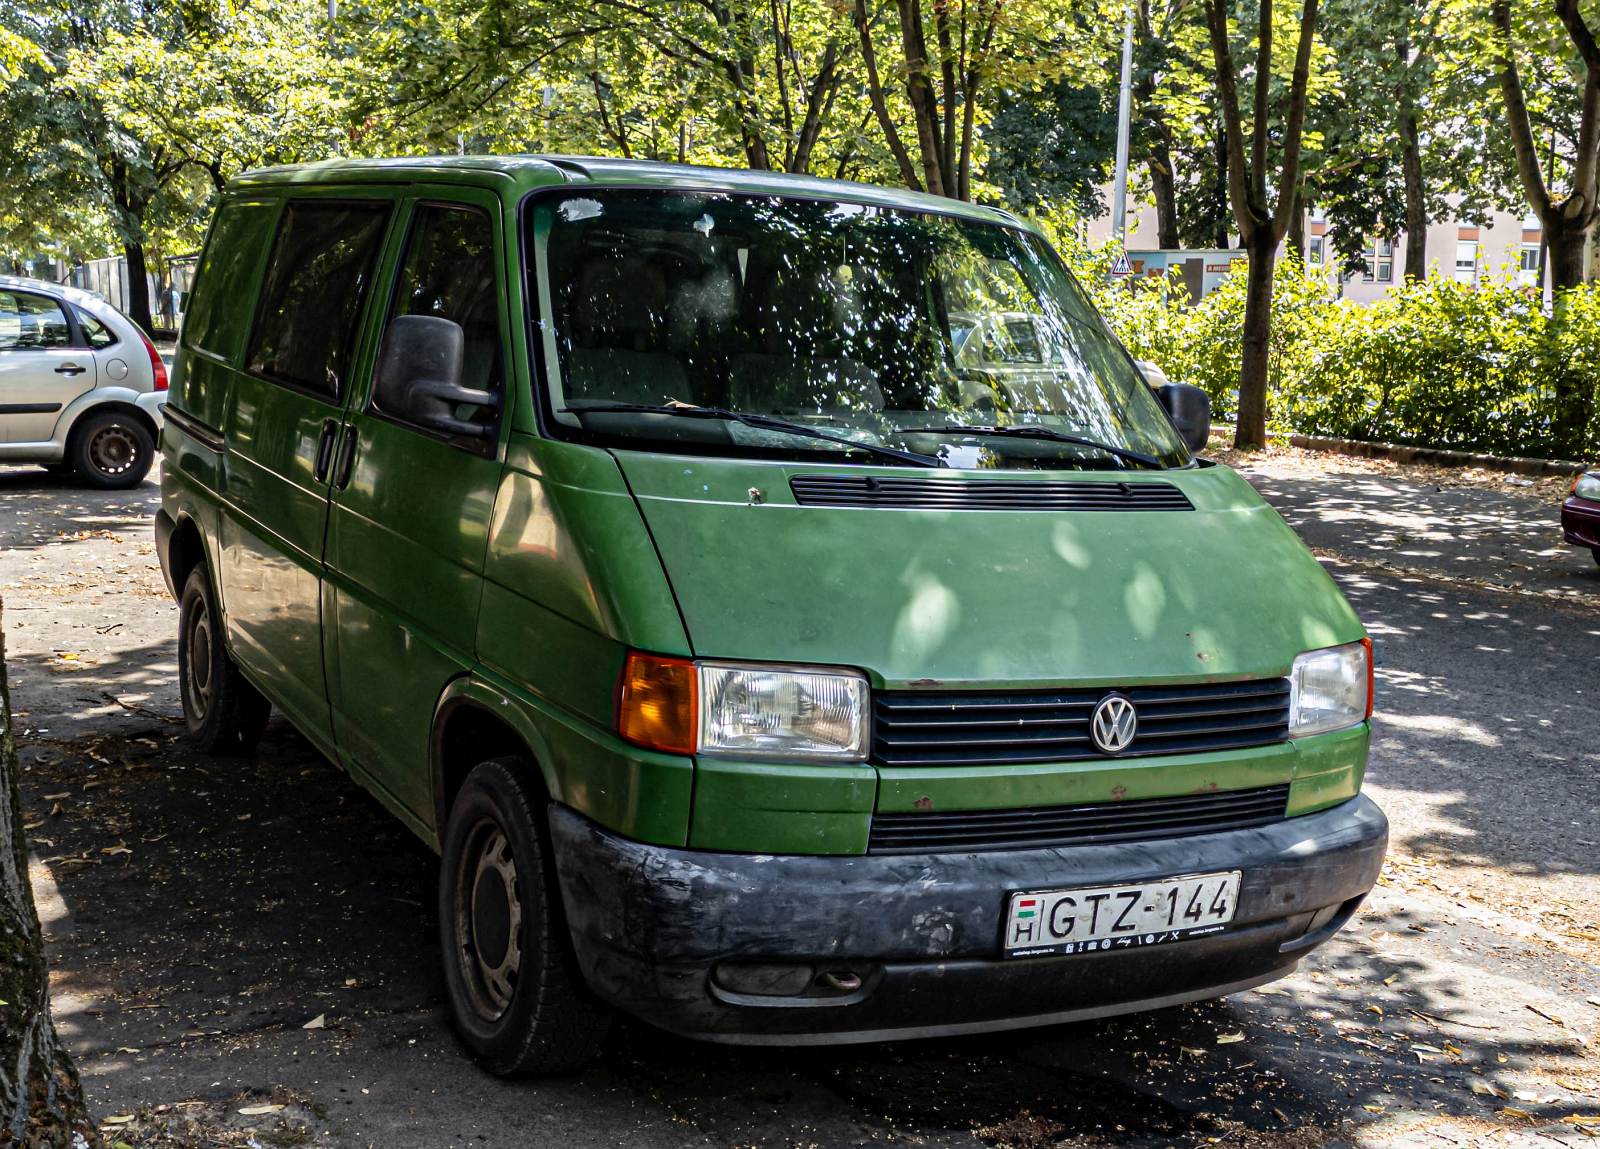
[{"left": 1281, "top": 434, "right": 1589, "bottom": 477}]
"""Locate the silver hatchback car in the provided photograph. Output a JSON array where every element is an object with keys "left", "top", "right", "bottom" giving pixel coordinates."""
[{"left": 0, "top": 275, "right": 167, "bottom": 488}]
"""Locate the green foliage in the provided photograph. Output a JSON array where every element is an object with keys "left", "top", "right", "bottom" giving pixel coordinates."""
[
  {"left": 984, "top": 78, "right": 1115, "bottom": 217},
  {"left": 1286, "top": 278, "right": 1600, "bottom": 458},
  {"left": 1049, "top": 231, "right": 1600, "bottom": 459}
]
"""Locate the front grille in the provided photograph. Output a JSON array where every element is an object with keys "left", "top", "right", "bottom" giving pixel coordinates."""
[
  {"left": 789, "top": 475, "right": 1194, "bottom": 511},
  {"left": 872, "top": 678, "right": 1291, "bottom": 767},
  {"left": 868, "top": 784, "right": 1291, "bottom": 854}
]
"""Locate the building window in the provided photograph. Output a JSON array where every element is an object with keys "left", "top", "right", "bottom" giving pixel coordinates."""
[
  {"left": 1308, "top": 236, "right": 1324, "bottom": 265},
  {"left": 1519, "top": 243, "right": 1541, "bottom": 287},
  {"left": 1454, "top": 241, "right": 1478, "bottom": 285},
  {"left": 1359, "top": 238, "right": 1394, "bottom": 283}
]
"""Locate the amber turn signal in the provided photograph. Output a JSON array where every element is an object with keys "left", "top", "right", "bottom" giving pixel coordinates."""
[{"left": 617, "top": 652, "right": 697, "bottom": 755}]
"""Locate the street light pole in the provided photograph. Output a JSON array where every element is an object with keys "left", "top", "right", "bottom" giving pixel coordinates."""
[{"left": 1111, "top": 6, "right": 1135, "bottom": 246}]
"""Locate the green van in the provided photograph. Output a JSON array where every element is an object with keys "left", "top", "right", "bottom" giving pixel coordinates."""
[{"left": 156, "top": 156, "right": 1386, "bottom": 1074}]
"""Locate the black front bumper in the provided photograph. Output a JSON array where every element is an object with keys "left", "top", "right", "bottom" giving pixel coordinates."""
[{"left": 549, "top": 795, "right": 1388, "bottom": 1045}]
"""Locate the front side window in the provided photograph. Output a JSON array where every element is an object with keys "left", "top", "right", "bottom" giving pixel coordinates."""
[
  {"left": 0, "top": 291, "right": 71, "bottom": 350},
  {"left": 247, "top": 200, "right": 389, "bottom": 396},
  {"left": 528, "top": 190, "right": 1188, "bottom": 470},
  {"left": 375, "top": 203, "right": 501, "bottom": 436}
]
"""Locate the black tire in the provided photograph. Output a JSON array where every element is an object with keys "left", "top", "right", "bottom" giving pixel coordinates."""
[
  {"left": 177, "top": 564, "right": 269, "bottom": 754},
  {"left": 69, "top": 410, "right": 154, "bottom": 489},
  {"left": 439, "top": 759, "right": 611, "bottom": 1075}
]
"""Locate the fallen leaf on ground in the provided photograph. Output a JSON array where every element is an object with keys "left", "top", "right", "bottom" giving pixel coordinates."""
[
  {"left": 303, "top": 1014, "right": 326, "bottom": 1030},
  {"left": 237, "top": 1104, "right": 284, "bottom": 1116},
  {"left": 1216, "top": 1031, "right": 1245, "bottom": 1044}
]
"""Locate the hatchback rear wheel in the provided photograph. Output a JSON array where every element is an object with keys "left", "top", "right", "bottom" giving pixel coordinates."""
[
  {"left": 439, "top": 759, "right": 611, "bottom": 1075},
  {"left": 70, "top": 410, "right": 154, "bottom": 489}
]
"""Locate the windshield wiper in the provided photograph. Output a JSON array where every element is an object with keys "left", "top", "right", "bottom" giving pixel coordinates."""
[
  {"left": 561, "top": 402, "right": 947, "bottom": 468},
  {"left": 890, "top": 423, "right": 1165, "bottom": 470}
]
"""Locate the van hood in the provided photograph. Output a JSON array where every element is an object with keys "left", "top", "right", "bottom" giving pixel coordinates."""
[{"left": 615, "top": 454, "right": 1363, "bottom": 689}]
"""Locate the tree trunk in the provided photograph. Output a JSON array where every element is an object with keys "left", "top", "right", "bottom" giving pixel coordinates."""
[
  {"left": 1397, "top": 33, "right": 1427, "bottom": 281},
  {"left": 0, "top": 598, "right": 98, "bottom": 1146},
  {"left": 1235, "top": 231, "right": 1278, "bottom": 449},
  {"left": 1148, "top": 127, "right": 1180, "bottom": 249},
  {"left": 1212, "top": 117, "right": 1231, "bottom": 248},
  {"left": 1548, "top": 219, "right": 1590, "bottom": 291},
  {"left": 122, "top": 239, "right": 154, "bottom": 338},
  {"left": 1546, "top": 218, "right": 1597, "bottom": 455}
]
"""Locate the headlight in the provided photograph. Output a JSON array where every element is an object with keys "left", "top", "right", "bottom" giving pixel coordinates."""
[
  {"left": 1289, "top": 639, "right": 1372, "bottom": 738},
  {"left": 1573, "top": 471, "right": 1600, "bottom": 501},
  {"left": 617, "top": 653, "right": 869, "bottom": 761},
  {"left": 700, "top": 662, "right": 868, "bottom": 760}
]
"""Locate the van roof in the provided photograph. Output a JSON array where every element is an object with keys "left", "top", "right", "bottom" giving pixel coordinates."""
[{"left": 230, "top": 155, "right": 1026, "bottom": 230}]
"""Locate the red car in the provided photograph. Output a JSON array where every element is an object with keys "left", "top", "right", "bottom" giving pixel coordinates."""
[{"left": 1563, "top": 470, "right": 1600, "bottom": 566}]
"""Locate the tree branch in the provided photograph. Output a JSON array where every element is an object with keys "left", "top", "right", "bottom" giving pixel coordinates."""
[
  {"left": 1251, "top": 0, "right": 1271, "bottom": 206},
  {"left": 1493, "top": 0, "right": 1553, "bottom": 220},
  {"left": 853, "top": 0, "right": 924, "bottom": 190},
  {"left": 1203, "top": 0, "right": 1262, "bottom": 237},
  {"left": 1270, "top": 0, "right": 1320, "bottom": 240}
]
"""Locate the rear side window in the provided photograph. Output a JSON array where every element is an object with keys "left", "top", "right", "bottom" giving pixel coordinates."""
[
  {"left": 375, "top": 203, "right": 502, "bottom": 431},
  {"left": 75, "top": 307, "right": 117, "bottom": 349},
  {"left": 184, "top": 200, "right": 277, "bottom": 359},
  {"left": 246, "top": 201, "right": 389, "bottom": 397},
  {"left": 0, "top": 291, "right": 71, "bottom": 350}
]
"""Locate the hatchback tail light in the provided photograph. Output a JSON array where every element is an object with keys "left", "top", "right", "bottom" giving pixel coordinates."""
[{"left": 138, "top": 328, "right": 168, "bottom": 391}]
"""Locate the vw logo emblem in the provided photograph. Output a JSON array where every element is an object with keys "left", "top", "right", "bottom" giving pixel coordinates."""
[{"left": 1090, "top": 694, "right": 1138, "bottom": 754}]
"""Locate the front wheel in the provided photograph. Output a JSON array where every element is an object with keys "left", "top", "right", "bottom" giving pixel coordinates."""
[
  {"left": 439, "top": 759, "right": 611, "bottom": 1075},
  {"left": 69, "top": 410, "right": 154, "bottom": 489},
  {"left": 178, "top": 564, "right": 269, "bottom": 754}
]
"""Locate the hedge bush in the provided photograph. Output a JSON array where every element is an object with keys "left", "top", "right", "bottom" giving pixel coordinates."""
[{"left": 1046, "top": 220, "right": 1600, "bottom": 461}]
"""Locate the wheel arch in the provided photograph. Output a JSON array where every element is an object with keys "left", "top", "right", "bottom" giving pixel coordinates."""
[
  {"left": 161, "top": 510, "right": 210, "bottom": 601},
  {"left": 432, "top": 677, "right": 562, "bottom": 846},
  {"left": 59, "top": 395, "right": 160, "bottom": 450}
]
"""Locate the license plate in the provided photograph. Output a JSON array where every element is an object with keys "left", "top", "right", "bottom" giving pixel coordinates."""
[{"left": 1003, "top": 870, "right": 1241, "bottom": 959}]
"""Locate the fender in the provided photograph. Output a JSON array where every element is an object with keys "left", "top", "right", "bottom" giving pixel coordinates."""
[
  {"left": 47, "top": 386, "right": 167, "bottom": 453},
  {"left": 431, "top": 673, "right": 563, "bottom": 836}
]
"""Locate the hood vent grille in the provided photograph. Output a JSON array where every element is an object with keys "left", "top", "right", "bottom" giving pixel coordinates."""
[{"left": 789, "top": 475, "right": 1194, "bottom": 511}]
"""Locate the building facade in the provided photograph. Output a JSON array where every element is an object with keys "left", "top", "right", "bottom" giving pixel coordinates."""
[{"left": 1090, "top": 198, "right": 1550, "bottom": 305}]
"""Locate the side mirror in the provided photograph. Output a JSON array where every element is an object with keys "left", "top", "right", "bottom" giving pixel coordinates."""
[
  {"left": 1157, "top": 382, "right": 1211, "bottom": 454},
  {"left": 1134, "top": 359, "right": 1171, "bottom": 390},
  {"left": 374, "top": 314, "right": 499, "bottom": 439}
]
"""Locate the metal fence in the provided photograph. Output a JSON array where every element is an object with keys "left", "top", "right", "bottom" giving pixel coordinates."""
[{"left": 67, "top": 253, "right": 197, "bottom": 332}]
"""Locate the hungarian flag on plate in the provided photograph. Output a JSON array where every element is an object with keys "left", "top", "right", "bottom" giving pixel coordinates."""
[{"left": 1015, "top": 898, "right": 1040, "bottom": 918}]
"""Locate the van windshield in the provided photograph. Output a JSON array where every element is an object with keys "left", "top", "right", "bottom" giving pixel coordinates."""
[{"left": 528, "top": 189, "right": 1189, "bottom": 470}]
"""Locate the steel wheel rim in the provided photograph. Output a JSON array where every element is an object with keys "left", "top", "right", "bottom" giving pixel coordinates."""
[
  {"left": 455, "top": 818, "right": 523, "bottom": 1021},
  {"left": 88, "top": 424, "right": 138, "bottom": 475},
  {"left": 184, "top": 599, "right": 214, "bottom": 721}
]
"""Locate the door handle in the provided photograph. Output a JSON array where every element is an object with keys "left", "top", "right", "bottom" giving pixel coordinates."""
[
  {"left": 333, "top": 426, "right": 358, "bottom": 490},
  {"left": 54, "top": 363, "right": 87, "bottom": 376},
  {"left": 313, "top": 419, "right": 339, "bottom": 483}
]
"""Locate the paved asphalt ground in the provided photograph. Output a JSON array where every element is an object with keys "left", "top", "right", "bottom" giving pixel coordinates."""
[{"left": 2, "top": 448, "right": 1598, "bottom": 1148}]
